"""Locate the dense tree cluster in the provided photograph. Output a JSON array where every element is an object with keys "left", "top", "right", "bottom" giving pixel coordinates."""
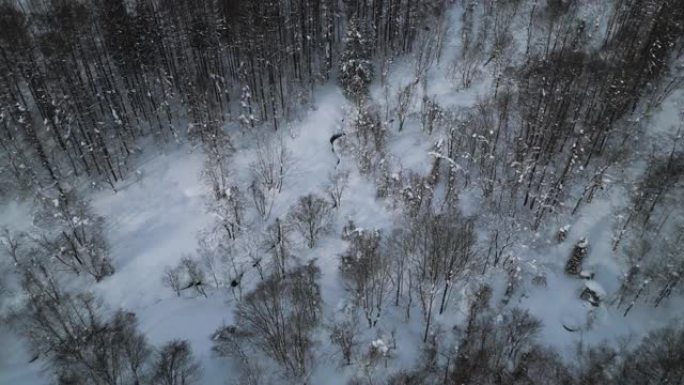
[
  {"left": 0, "top": 0, "right": 446, "bottom": 195},
  {"left": 375, "top": 285, "right": 684, "bottom": 385},
  {"left": 1, "top": 0, "right": 684, "bottom": 384}
]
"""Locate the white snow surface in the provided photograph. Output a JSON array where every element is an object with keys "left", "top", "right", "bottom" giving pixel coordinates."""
[
  {"left": 3, "top": 87, "right": 680, "bottom": 384},
  {"left": 2, "top": 2, "right": 684, "bottom": 384}
]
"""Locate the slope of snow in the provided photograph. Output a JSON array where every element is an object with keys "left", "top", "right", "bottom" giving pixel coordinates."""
[
  {"left": 2, "top": 1, "right": 684, "bottom": 383},
  {"left": 79, "top": 86, "right": 400, "bottom": 385},
  {"left": 0, "top": 328, "right": 49, "bottom": 385},
  {"left": 91, "top": 147, "right": 212, "bottom": 307},
  {"left": 515, "top": 81, "right": 684, "bottom": 358}
]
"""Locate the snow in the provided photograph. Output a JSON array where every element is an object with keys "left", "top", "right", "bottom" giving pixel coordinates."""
[
  {"left": 0, "top": 85, "right": 400, "bottom": 385},
  {"left": 89, "top": 147, "right": 232, "bottom": 385},
  {"left": 577, "top": 237, "right": 589, "bottom": 249},
  {"left": 644, "top": 89, "right": 684, "bottom": 138},
  {"left": 513, "top": 84, "right": 684, "bottom": 357},
  {"left": 0, "top": 328, "right": 49, "bottom": 385},
  {"left": 584, "top": 280, "right": 606, "bottom": 298},
  {"left": 2, "top": 1, "right": 684, "bottom": 383},
  {"left": 0, "top": 200, "right": 34, "bottom": 233},
  {"left": 90, "top": 147, "right": 212, "bottom": 306},
  {"left": 0, "top": 200, "right": 48, "bottom": 384},
  {"left": 371, "top": 339, "right": 389, "bottom": 355}
]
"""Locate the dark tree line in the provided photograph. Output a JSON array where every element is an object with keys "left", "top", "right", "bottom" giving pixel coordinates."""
[
  {"left": 514, "top": 0, "right": 684, "bottom": 227},
  {"left": 0, "top": 0, "right": 444, "bottom": 196},
  {"left": 421, "top": 0, "right": 684, "bottom": 231}
]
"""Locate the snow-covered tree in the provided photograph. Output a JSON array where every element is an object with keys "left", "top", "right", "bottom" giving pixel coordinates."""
[
  {"left": 153, "top": 340, "right": 201, "bottom": 385},
  {"left": 339, "top": 17, "right": 374, "bottom": 102},
  {"left": 32, "top": 191, "right": 114, "bottom": 282},
  {"left": 214, "top": 262, "right": 322, "bottom": 379},
  {"left": 287, "top": 193, "right": 332, "bottom": 248},
  {"left": 339, "top": 227, "right": 389, "bottom": 328}
]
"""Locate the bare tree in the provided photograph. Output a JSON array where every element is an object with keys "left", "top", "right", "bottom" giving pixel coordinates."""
[
  {"left": 339, "top": 228, "right": 390, "bottom": 328},
  {"left": 116, "top": 311, "right": 152, "bottom": 385},
  {"left": 395, "top": 82, "right": 416, "bottom": 132},
  {"left": 163, "top": 266, "right": 182, "bottom": 297},
  {"left": 209, "top": 185, "right": 246, "bottom": 241},
  {"left": 32, "top": 192, "right": 114, "bottom": 281},
  {"left": 386, "top": 226, "right": 414, "bottom": 308},
  {"left": 17, "top": 264, "right": 153, "bottom": 385},
  {"left": 420, "top": 97, "right": 442, "bottom": 135},
  {"left": 328, "top": 305, "right": 359, "bottom": 366},
  {"left": 1, "top": 228, "right": 23, "bottom": 264},
  {"left": 328, "top": 170, "right": 350, "bottom": 209},
  {"left": 618, "top": 325, "right": 684, "bottom": 385},
  {"left": 353, "top": 102, "right": 385, "bottom": 152},
  {"left": 201, "top": 127, "right": 234, "bottom": 201},
  {"left": 262, "top": 218, "right": 293, "bottom": 277},
  {"left": 152, "top": 340, "right": 201, "bottom": 385},
  {"left": 249, "top": 179, "right": 271, "bottom": 219},
  {"left": 197, "top": 239, "right": 222, "bottom": 290},
  {"left": 214, "top": 262, "right": 322, "bottom": 379},
  {"left": 455, "top": 48, "right": 481, "bottom": 89},
  {"left": 406, "top": 209, "right": 475, "bottom": 342},
  {"left": 250, "top": 136, "right": 290, "bottom": 193},
  {"left": 287, "top": 193, "right": 332, "bottom": 248},
  {"left": 211, "top": 326, "right": 263, "bottom": 385},
  {"left": 449, "top": 285, "right": 544, "bottom": 385},
  {"left": 237, "top": 231, "right": 265, "bottom": 283},
  {"left": 180, "top": 256, "right": 208, "bottom": 298}
]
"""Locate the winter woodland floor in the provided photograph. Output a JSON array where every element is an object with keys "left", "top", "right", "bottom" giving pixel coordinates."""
[{"left": 2, "top": 2, "right": 684, "bottom": 384}]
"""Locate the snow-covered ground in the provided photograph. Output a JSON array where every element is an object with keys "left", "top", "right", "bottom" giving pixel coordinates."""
[
  {"left": 0, "top": 201, "right": 47, "bottom": 385},
  {"left": 1, "top": 88, "right": 681, "bottom": 384},
  {"left": 2, "top": 1, "right": 684, "bottom": 384}
]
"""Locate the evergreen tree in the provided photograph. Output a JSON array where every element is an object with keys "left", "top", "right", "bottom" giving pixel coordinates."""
[{"left": 339, "top": 17, "right": 374, "bottom": 102}]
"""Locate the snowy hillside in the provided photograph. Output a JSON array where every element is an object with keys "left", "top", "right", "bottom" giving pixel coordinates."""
[{"left": 1, "top": 0, "right": 684, "bottom": 384}]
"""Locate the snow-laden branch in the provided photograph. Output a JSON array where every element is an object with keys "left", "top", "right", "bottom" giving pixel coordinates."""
[{"left": 428, "top": 151, "right": 467, "bottom": 173}]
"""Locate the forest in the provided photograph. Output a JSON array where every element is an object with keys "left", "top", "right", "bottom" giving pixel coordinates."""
[{"left": 0, "top": 0, "right": 683, "bottom": 384}]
